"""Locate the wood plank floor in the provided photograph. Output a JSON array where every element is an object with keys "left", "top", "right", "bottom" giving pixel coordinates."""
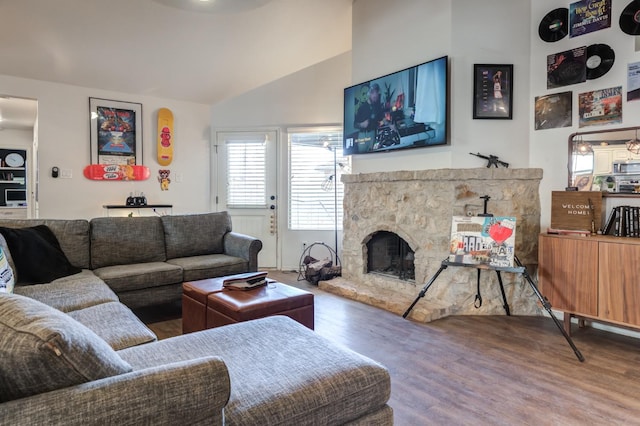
[{"left": 139, "top": 271, "right": 640, "bottom": 425}]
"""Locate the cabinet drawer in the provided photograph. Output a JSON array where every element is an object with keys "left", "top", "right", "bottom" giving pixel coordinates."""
[{"left": 0, "top": 208, "right": 27, "bottom": 219}]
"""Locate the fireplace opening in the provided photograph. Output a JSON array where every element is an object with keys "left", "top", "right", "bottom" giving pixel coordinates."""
[{"left": 366, "top": 231, "right": 415, "bottom": 281}]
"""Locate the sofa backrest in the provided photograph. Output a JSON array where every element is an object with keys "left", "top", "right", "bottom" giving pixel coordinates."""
[
  {"left": 0, "top": 219, "right": 91, "bottom": 269},
  {"left": 161, "top": 212, "right": 232, "bottom": 259},
  {"left": 90, "top": 217, "right": 166, "bottom": 269}
]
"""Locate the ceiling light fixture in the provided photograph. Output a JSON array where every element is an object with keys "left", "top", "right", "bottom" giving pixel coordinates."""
[
  {"left": 626, "top": 130, "right": 640, "bottom": 155},
  {"left": 574, "top": 136, "right": 593, "bottom": 155},
  {"left": 152, "top": 0, "right": 273, "bottom": 14}
]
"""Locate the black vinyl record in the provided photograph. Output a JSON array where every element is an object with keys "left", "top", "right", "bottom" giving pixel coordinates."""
[
  {"left": 538, "top": 8, "right": 569, "bottom": 42},
  {"left": 586, "top": 44, "right": 615, "bottom": 80},
  {"left": 620, "top": 0, "right": 640, "bottom": 35}
]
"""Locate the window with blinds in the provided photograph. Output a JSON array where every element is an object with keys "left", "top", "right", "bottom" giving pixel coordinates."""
[
  {"left": 289, "top": 129, "right": 347, "bottom": 230},
  {"left": 226, "top": 139, "right": 266, "bottom": 208}
]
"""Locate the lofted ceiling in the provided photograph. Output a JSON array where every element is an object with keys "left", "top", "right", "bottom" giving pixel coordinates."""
[{"left": 0, "top": 0, "right": 352, "bottom": 129}]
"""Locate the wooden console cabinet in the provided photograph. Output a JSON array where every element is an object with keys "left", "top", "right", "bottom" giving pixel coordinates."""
[{"left": 538, "top": 233, "right": 640, "bottom": 333}]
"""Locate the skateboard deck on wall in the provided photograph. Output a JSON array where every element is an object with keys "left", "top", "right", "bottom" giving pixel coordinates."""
[
  {"left": 157, "top": 107, "right": 174, "bottom": 166},
  {"left": 83, "top": 164, "right": 151, "bottom": 181}
]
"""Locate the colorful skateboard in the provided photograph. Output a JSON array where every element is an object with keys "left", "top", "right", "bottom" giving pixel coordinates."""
[
  {"left": 83, "top": 164, "right": 151, "bottom": 181},
  {"left": 157, "top": 108, "right": 174, "bottom": 166}
]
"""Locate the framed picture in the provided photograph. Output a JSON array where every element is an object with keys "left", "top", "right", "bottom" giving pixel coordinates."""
[
  {"left": 89, "top": 97, "right": 143, "bottom": 165},
  {"left": 473, "top": 64, "right": 513, "bottom": 119}
]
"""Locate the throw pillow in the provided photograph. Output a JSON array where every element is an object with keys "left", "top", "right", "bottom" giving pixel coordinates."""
[
  {"left": 0, "top": 233, "right": 17, "bottom": 281},
  {"left": 0, "top": 246, "right": 15, "bottom": 293},
  {"left": 0, "top": 225, "right": 81, "bottom": 284},
  {"left": 0, "top": 292, "right": 132, "bottom": 402}
]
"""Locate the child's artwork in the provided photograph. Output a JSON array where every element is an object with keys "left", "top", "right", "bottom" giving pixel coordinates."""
[{"left": 449, "top": 216, "right": 517, "bottom": 268}]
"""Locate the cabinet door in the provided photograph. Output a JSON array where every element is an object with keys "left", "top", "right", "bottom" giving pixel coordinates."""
[
  {"left": 599, "top": 242, "right": 640, "bottom": 326},
  {"left": 593, "top": 149, "right": 612, "bottom": 175},
  {"left": 538, "top": 235, "right": 598, "bottom": 316}
]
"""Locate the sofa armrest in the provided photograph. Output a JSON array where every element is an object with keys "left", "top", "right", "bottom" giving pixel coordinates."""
[
  {"left": 224, "top": 232, "right": 263, "bottom": 271},
  {"left": 1, "top": 356, "right": 230, "bottom": 426}
]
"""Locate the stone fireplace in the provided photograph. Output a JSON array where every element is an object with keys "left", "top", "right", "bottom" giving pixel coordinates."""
[{"left": 319, "top": 168, "right": 543, "bottom": 323}]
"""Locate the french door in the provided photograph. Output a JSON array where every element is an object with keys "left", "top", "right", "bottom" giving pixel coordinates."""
[{"left": 214, "top": 131, "right": 278, "bottom": 268}]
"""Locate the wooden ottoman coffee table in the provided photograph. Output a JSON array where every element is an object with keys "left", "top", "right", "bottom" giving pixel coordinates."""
[
  {"left": 207, "top": 282, "right": 314, "bottom": 330},
  {"left": 182, "top": 278, "right": 314, "bottom": 333},
  {"left": 182, "top": 277, "right": 226, "bottom": 334}
]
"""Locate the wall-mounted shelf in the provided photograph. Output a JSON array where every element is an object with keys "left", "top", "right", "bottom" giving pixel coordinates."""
[
  {"left": 103, "top": 204, "right": 173, "bottom": 217},
  {"left": 103, "top": 204, "right": 173, "bottom": 209}
]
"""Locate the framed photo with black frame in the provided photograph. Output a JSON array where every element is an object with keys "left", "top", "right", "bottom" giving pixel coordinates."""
[
  {"left": 89, "top": 97, "right": 143, "bottom": 165},
  {"left": 473, "top": 64, "right": 513, "bottom": 120}
]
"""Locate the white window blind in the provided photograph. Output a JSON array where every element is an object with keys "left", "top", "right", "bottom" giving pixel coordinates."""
[
  {"left": 289, "top": 129, "right": 347, "bottom": 230},
  {"left": 226, "top": 139, "right": 266, "bottom": 208}
]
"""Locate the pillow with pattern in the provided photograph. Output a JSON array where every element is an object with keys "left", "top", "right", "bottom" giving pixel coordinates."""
[{"left": 0, "top": 246, "right": 14, "bottom": 293}]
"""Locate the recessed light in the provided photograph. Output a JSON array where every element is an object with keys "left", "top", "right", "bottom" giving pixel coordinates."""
[{"left": 152, "top": 0, "right": 273, "bottom": 14}]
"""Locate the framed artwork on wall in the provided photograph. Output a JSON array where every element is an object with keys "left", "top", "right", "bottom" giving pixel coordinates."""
[
  {"left": 89, "top": 97, "right": 143, "bottom": 165},
  {"left": 473, "top": 64, "right": 513, "bottom": 119}
]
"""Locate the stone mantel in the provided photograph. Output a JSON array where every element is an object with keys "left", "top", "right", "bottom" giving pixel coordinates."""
[
  {"left": 341, "top": 168, "right": 543, "bottom": 184},
  {"left": 320, "top": 168, "right": 544, "bottom": 323}
]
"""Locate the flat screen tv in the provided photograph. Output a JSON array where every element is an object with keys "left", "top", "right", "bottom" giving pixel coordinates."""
[{"left": 343, "top": 55, "right": 448, "bottom": 155}]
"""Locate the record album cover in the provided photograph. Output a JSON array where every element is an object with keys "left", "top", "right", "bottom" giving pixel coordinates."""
[
  {"left": 569, "top": 0, "right": 611, "bottom": 38},
  {"left": 449, "top": 216, "right": 517, "bottom": 268},
  {"left": 578, "top": 86, "right": 622, "bottom": 127},
  {"left": 547, "top": 46, "right": 587, "bottom": 89},
  {"left": 534, "top": 91, "right": 573, "bottom": 130},
  {"left": 627, "top": 61, "right": 640, "bottom": 101}
]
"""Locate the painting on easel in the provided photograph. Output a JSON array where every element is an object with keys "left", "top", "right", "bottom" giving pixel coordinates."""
[{"left": 449, "top": 216, "right": 517, "bottom": 268}]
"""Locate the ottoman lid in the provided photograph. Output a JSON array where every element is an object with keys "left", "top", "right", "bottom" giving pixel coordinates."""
[
  {"left": 207, "top": 282, "right": 313, "bottom": 320},
  {"left": 183, "top": 278, "right": 225, "bottom": 304}
]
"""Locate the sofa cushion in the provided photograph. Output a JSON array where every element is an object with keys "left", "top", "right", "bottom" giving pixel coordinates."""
[
  {"left": 67, "top": 302, "right": 157, "bottom": 350},
  {"left": 13, "top": 270, "right": 119, "bottom": 313},
  {"left": 90, "top": 217, "right": 166, "bottom": 269},
  {"left": 0, "top": 219, "right": 91, "bottom": 269},
  {"left": 117, "top": 316, "right": 391, "bottom": 425},
  {"left": 93, "top": 261, "right": 184, "bottom": 293},
  {"left": 0, "top": 225, "right": 81, "bottom": 284},
  {"left": 166, "top": 253, "right": 248, "bottom": 282},
  {"left": 0, "top": 246, "right": 15, "bottom": 293},
  {"left": 162, "top": 212, "right": 231, "bottom": 259},
  {"left": 0, "top": 293, "right": 132, "bottom": 403}
]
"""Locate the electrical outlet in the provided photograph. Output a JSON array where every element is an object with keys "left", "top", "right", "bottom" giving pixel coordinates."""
[
  {"left": 60, "top": 168, "right": 73, "bottom": 179},
  {"left": 175, "top": 173, "right": 183, "bottom": 183}
]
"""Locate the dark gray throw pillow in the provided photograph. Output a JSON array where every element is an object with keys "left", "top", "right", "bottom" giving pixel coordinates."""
[{"left": 0, "top": 225, "right": 81, "bottom": 284}]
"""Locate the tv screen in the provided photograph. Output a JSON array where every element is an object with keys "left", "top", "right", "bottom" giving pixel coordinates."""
[
  {"left": 5, "top": 189, "right": 26, "bottom": 206},
  {"left": 343, "top": 55, "right": 448, "bottom": 155}
]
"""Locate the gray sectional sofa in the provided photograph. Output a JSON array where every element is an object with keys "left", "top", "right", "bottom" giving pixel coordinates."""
[
  {"left": 0, "top": 211, "right": 262, "bottom": 309},
  {"left": 0, "top": 212, "right": 393, "bottom": 424}
]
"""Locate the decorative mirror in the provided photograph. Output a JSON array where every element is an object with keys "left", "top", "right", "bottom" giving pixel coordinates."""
[{"left": 568, "top": 126, "right": 640, "bottom": 194}]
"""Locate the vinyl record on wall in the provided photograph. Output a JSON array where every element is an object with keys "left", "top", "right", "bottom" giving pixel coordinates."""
[
  {"left": 539, "top": 8, "right": 569, "bottom": 42},
  {"left": 586, "top": 44, "right": 615, "bottom": 79},
  {"left": 620, "top": 0, "right": 640, "bottom": 35}
]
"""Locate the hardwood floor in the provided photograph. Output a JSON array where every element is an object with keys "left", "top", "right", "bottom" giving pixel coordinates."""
[{"left": 140, "top": 271, "right": 640, "bottom": 425}]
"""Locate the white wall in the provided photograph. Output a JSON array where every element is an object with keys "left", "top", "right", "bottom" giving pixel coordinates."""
[
  {"left": 350, "top": 0, "right": 532, "bottom": 174},
  {"left": 211, "top": 53, "right": 352, "bottom": 269},
  {"left": 0, "top": 75, "right": 211, "bottom": 219},
  {"left": 530, "top": 0, "right": 640, "bottom": 228}
]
